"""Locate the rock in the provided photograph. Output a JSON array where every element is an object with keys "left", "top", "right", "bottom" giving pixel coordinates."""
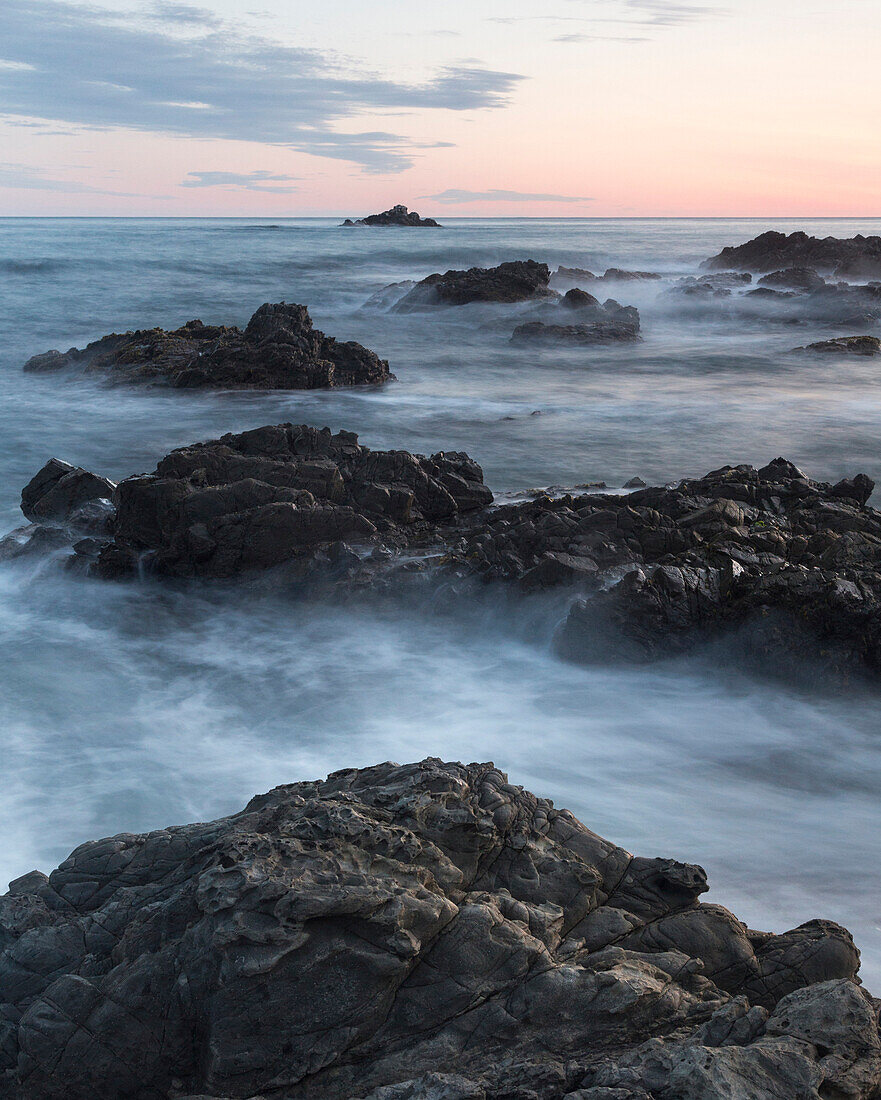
[
  {"left": 795, "top": 336, "right": 881, "bottom": 356},
  {"left": 510, "top": 320, "right": 641, "bottom": 346},
  {"left": 554, "top": 266, "right": 597, "bottom": 281},
  {"left": 394, "top": 261, "right": 556, "bottom": 311},
  {"left": 601, "top": 268, "right": 662, "bottom": 281},
  {"left": 757, "top": 267, "right": 826, "bottom": 292},
  {"left": 664, "top": 272, "right": 751, "bottom": 301},
  {"left": 9, "top": 433, "right": 881, "bottom": 684},
  {"left": 362, "top": 281, "right": 418, "bottom": 311},
  {"left": 22, "top": 303, "right": 393, "bottom": 390},
  {"left": 702, "top": 230, "right": 881, "bottom": 279},
  {"left": 91, "top": 425, "right": 493, "bottom": 578},
  {"left": 624, "top": 477, "right": 647, "bottom": 489},
  {"left": 21, "top": 459, "right": 115, "bottom": 523},
  {"left": 341, "top": 204, "right": 441, "bottom": 227},
  {"left": 561, "top": 288, "right": 601, "bottom": 310},
  {"left": 1, "top": 758, "right": 876, "bottom": 1100}
]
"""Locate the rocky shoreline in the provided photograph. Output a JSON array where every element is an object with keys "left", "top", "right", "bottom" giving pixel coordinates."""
[
  {"left": 4, "top": 423, "right": 881, "bottom": 685},
  {"left": 1, "top": 757, "right": 878, "bottom": 1099}
]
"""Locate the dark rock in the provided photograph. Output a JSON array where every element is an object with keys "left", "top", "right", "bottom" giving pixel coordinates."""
[
  {"left": 95, "top": 425, "right": 493, "bottom": 578},
  {"left": 22, "top": 302, "right": 393, "bottom": 390},
  {"left": 601, "top": 268, "right": 662, "bottom": 281},
  {"left": 554, "top": 266, "right": 597, "bottom": 281},
  {"left": 394, "top": 261, "right": 555, "bottom": 311},
  {"left": 21, "top": 459, "right": 115, "bottom": 523},
  {"left": 341, "top": 204, "right": 441, "bottom": 227},
  {"left": 1, "top": 758, "right": 877, "bottom": 1100},
  {"left": 362, "top": 281, "right": 418, "bottom": 311},
  {"left": 664, "top": 273, "right": 750, "bottom": 301},
  {"left": 702, "top": 230, "right": 881, "bottom": 279},
  {"left": 757, "top": 267, "right": 826, "bottom": 292},
  {"left": 624, "top": 477, "right": 647, "bottom": 489},
  {"left": 795, "top": 335, "right": 881, "bottom": 356},
  {"left": 510, "top": 320, "right": 641, "bottom": 346},
  {"left": 561, "top": 288, "right": 600, "bottom": 310}
]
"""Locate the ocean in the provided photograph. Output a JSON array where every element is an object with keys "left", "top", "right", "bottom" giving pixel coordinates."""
[{"left": 2, "top": 216, "right": 880, "bottom": 983}]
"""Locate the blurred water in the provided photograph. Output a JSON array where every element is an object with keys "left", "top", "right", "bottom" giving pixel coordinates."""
[{"left": 1, "top": 217, "right": 880, "bottom": 984}]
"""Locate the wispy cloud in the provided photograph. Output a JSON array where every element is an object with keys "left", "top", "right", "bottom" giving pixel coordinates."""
[
  {"left": 554, "top": 32, "right": 650, "bottom": 42},
  {"left": 493, "top": 1, "right": 723, "bottom": 34},
  {"left": 181, "top": 170, "right": 299, "bottom": 193},
  {"left": 0, "top": 0, "right": 524, "bottom": 172},
  {"left": 424, "top": 189, "right": 593, "bottom": 204},
  {"left": 0, "top": 162, "right": 150, "bottom": 195}
]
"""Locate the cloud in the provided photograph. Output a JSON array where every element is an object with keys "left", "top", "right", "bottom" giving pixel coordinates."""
[
  {"left": 181, "top": 170, "right": 299, "bottom": 193},
  {"left": 621, "top": 0, "right": 721, "bottom": 25},
  {"left": 0, "top": 0, "right": 524, "bottom": 172},
  {"left": 0, "top": 162, "right": 149, "bottom": 195},
  {"left": 424, "top": 189, "right": 593, "bottom": 204},
  {"left": 497, "top": 1, "right": 723, "bottom": 32},
  {"left": 553, "top": 32, "right": 650, "bottom": 41}
]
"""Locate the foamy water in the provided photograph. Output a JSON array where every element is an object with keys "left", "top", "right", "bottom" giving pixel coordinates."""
[{"left": 2, "top": 217, "right": 880, "bottom": 982}]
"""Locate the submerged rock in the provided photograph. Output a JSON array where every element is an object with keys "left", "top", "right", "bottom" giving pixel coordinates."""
[
  {"left": 702, "top": 230, "right": 881, "bottom": 279},
  {"left": 22, "top": 302, "right": 393, "bottom": 390},
  {"left": 510, "top": 320, "right": 640, "bottom": 345},
  {"left": 341, "top": 204, "right": 441, "bottom": 227},
  {"left": 757, "top": 266, "right": 827, "bottom": 292},
  {"left": 794, "top": 335, "right": 881, "bottom": 356},
  {"left": 601, "top": 267, "right": 662, "bottom": 281},
  {"left": 394, "top": 260, "right": 556, "bottom": 311},
  {"left": 1, "top": 757, "right": 877, "bottom": 1100}
]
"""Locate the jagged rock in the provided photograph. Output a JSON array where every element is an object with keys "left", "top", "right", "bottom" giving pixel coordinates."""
[
  {"left": 795, "top": 336, "right": 881, "bottom": 356},
  {"left": 757, "top": 267, "right": 826, "bottom": 292},
  {"left": 702, "top": 230, "right": 881, "bottom": 279},
  {"left": 87, "top": 425, "right": 491, "bottom": 578},
  {"left": 341, "top": 204, "right": 441, "bottom": 227},
  {"left": 1, "top": 758, "right": 876, "bottom": 1100},
  {"left": 510, "top": 320, "right": 640, "bottom": 346},
  {"left": 22, "top": 303, "right": 393, "bottom": 390},
  {"left": 624, "top": 477, "right": 647, "bottom": 489},
  {"left": 9, "top": 433, "right": 881, "bottom": 683},
  {"left": 394, "top": 261, "right": 556, "bottom": 311},
  {"left": 664, "top": 273, "right": 751, "bottom": 301},
  {"left": 554, "top": 266, "right": 598, "bottom": 281},
  {"left": 20, "top": 459, "right": 115, "bottom": 523}
]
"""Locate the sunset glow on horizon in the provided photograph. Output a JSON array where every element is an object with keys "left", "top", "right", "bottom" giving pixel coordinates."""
[{"left": 1, "top": 0, "right": 879, "bottom": 218}]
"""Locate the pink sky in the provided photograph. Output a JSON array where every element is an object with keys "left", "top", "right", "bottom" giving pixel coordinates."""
[{"left": 1, "top": 0, "right": 879, "bottom": 216}]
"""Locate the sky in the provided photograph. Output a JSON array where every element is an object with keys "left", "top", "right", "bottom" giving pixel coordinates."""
[{"left": 0, "top": 0, "right": 879, "bottom": 216}]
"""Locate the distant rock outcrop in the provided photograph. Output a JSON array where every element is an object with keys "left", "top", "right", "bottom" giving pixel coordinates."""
[
  {"left": 341, "top": 203, "right": 441, "bottom": 227},
  {"left": 22, "top": 303, "right": 393, "bottom": 390},
  {"left": 1, "top": 757, "right": 878, "bottom": 1100},
  {"left": 702, "top": 230, "right": 881, "bottom": 279},
  {"left": 395, "top": 260, "right": 556, "bottom": 310}
]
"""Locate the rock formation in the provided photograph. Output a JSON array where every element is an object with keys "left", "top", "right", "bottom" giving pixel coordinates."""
[
  {"left": 510, "top": 320, "right": 640, "bottom": 346},
  {"left": 341, "top": 204, "right": 441, "bottom": 227},
  {"left": 8, "top": 431, "right": 881, "bottom": 683},
  {"left": 394, "top": 260, "right": 556, "bottom": 310},
  {"left": 795, "top": 336, "right": 881, "bottom": 356},
  {"left": 1, "top": 757, "right": 878, "bottom": 1100},
  {"left": 22, "top": 303, "right": 392, "bottom": 390},
  {"left": 702, "top": 230, "right": 881, "bottom": 279}
]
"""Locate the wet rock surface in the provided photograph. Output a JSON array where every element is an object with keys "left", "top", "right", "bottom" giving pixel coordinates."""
[
  {"left": 22, "top": 303, "right": 392, "bottom": 390},
  {"left": 341, "top": 204, "right": 441, "bottom": 227},
  {"left": 9, "top": 430, "right": 881, "bottom": 683},
  {"left": 394, "top": 260, "right": 556, "bottom": 310},
  {"left": 702, "top": 230, "right": 881, "bottom": 279},
  {"left": 795, "top": 335, "right": 881, "bottom": 356},
  {"left": 1, "top": 757, "right": 878, "bottom": 1100},
  {"left": 510, "top": 320, "right": 641, "bottom": 345}
]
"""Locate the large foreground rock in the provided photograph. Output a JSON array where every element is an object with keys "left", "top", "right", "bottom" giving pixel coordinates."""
[
  {"left": 341, "top": 204, "right": 441, "bottom": 227},
  {"left": 394, "top": 260, "right": 556, "bottom": 310},
  {"left": 702, "top": 231, "right": 881, "bottom": 279},
  {"left": 22, "top": 303, "right": 392, "bottom": 390},
  {"left": 1, "top": 758, "right": 878, "bottom": 1100}
]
